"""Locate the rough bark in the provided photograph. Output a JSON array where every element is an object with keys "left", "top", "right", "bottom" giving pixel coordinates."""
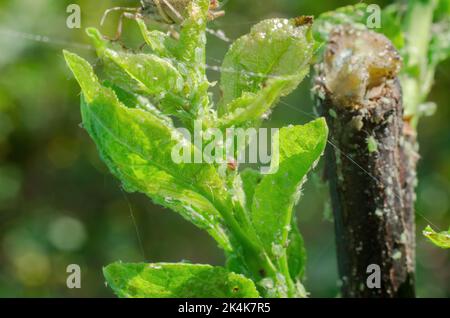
[{"left": 313, "top": 26, "right": 416, "bottom": 297}]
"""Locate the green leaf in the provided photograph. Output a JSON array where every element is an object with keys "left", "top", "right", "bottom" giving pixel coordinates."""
[
  {"left": 429, "top": 18, "right": 450, "bottom": 67},
  {"left": 102, "top": 81, "right": 174, "bottom": 127},
  {"left": 64, "top": 50, "right": 233, "bottom": 251},
  {"left": 286, "top": 218, "right": 307, "bottom": 280},
  {"left": 219, "top": 17, "right": 315, "bottom": 117},
  {"left": 176, "top": 0, "right": 209, "bottom": 65},
  {"left": 435, "top": 0, "right": 450, "bottom": 20},
  {"left": 136, "top": 0, "right": 211, "bottom": 65},
  {"left": 64, "top": 0, "right": 332, "bottom": 298},
  {"left": 104, "top": 262, "right": 260, "bottom": 298},
  {"left": 380, "top": 4, "right": 405, "bottom": 50},
  {"left": 423, "top": 225, "right": 450, "bottom": 249},
  {"left": 86, "top": 28, "right": 190, "bottom": 117},
  {"left": 173, "top": 0, "right": 212, "bottom": 119},
  {"left": 240, "top": 167, "right": 307, "bottom": 281},
  {"left": 400, "top": 0, "right": 446, "bottom": 126},
  {"left": 101, "top": 50, "right": 184, "bottom": 96},
  {"left": 218, "top": 78, "right": 292, "bottom": 128},
  {"left": 313, "top": 4, "right": 404, "bottom": 50},
  {"left": 136, "top": 19, "right": 178, "bottom": 58},
  {"left": 251, "top": 118, "right": 328, "bottom": 263},
  {"left": 313, "top": 4, "right": 368, "bottom": 44},
  {"left": 240, "top": 168, "right": 262, "bottom": 212}
]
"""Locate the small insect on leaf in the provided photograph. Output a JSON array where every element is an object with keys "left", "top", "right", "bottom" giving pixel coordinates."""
[{"left": 367, "top": 136, "right": 378, "bottom": 153}]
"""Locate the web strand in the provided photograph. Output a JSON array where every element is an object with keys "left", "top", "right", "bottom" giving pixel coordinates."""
[
  {"left": 121, "top": 189, "right": 147, "bottom": 262},
  {"left": 0, "top": 27, "right": 92, "bottom": 51}
]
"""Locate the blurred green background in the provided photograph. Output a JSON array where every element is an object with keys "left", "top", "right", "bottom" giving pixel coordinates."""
[{"left": 0, "top": 0, "right": 448, "bottom": 297}]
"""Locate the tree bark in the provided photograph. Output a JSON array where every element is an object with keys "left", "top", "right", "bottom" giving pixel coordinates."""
[{"left": 314, "top": 26, "right": 416, "bottom": 297}]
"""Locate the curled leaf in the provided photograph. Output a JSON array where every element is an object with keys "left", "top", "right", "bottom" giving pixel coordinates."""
[{"left": 219, "top": 17, "right": 315, "bottom": 121}]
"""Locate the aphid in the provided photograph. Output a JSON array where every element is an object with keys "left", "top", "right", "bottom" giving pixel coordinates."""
[{"left": 101, "top": 0, "right": 225, "bottom": 40}]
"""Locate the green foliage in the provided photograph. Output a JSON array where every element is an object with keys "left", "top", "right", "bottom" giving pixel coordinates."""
[
  {"left": 313, "top": 4, "right": 368, "bottom": 43},
  {"left": 64, "top": 51, "right": 233, "bottom": 251},
  {"left": 64, "top": 0, "right": 326, "bottom": 298},
  {"left": 423, "top": 225, "right": 450, "bottom": 249},
  {"left": 313, "top": 3, "right": 404, "bottom": 49},
  {"left": 399, "top": 0, "right": 450, "bottom": 125},
  {"left": 219, "top": 18, "right": 314, "bottom": 113},
  {"left": 217, "top": 17, "right": 314, "bottom": 129},
  {"left": 250, "top": 120, "right": 327, "bottom": 280},
  {"left": 104, "top": 262, "right": 260, "bottom": 298}
]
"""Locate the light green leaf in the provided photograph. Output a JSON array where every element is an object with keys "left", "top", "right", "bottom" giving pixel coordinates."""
[
  {"left": 240, "top": 168, "right": 307, "bottom": 281},
  {"left": 240, "top": 167, "right": 308, "bottom": 281},
  {"left": 101, "top": 50, "right": 184, "bottom": 95},
  {"left": 240, "top": 168, "right": 262, "bottom": 212},
  {"left": 251, "top": 118, "right": 328, "bottom": 263},
  {"left": 286, "top": 218, "right": 307, "bottom": 280},
  {"left": 134, "top": 1, "right": 213, "bottom": 118},
  {"left": 219, "top": 17, "right": 315, "bottom": 116},
  {"left": 104, "top": 262, "right": 260, "bottom": 298},
  {"left": 400, "top": 0, "right": 446, "bottom": 126},
  {"left": 218, "top": 78, "right": 292, "bottom": 128},
  {"left": 380, "top": 4, "right": 405, "bottom": 50},
  {"left": 314, "top": 4, "right": 404, "bottom": 50},
  {"left": 102, "top": 81, "right": 174, "bottom": 127},
  {"left": 423, "top": 225, "right": 450, "bottom": 249},
  {"left": 86, "top": 28, "right": 190, "bottom": 117},
  {"left": 64, "top": 50, "right": 232, "bottom": 251},
  {"left": 174, "top": 0, "right": 212, "bottom": 118},
  {"left": 429, "top": 18, "right": 450, "bottom": 67},
  {"left": 313, "top": 4, "right": 368, "bottom": 44},
  {"left": 134, "top": 0, "right": 211, "bottom": 65},
  {"left": 176, "top": 0, "right": 209, "bottom": 65},
  {"left": 136, "top": 19, "right": 178, "bottom": 58}
]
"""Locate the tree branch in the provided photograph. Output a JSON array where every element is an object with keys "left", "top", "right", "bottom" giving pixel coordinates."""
[{"left": 314, "top": 26, "right": 415, "bottom": 297}]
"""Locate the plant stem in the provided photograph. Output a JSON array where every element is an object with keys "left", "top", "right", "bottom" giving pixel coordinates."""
[
  {"left": 401, "top": 0, "right": 437, "bottom": 128},
  {"left": 314, "top": 26, "right": 415, "bottom": 297}
]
